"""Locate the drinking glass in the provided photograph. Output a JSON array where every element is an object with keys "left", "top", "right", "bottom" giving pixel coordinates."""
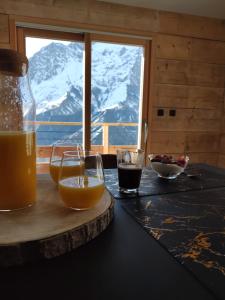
[
  {"left": 58, "top": 151, "right": 105, "bottom": 210},
  {"left": 49, "top": 140, "right": 82, "bottom": 184},
  {"left": 117, "top": 149, "right": 144, "bottom": 193}
]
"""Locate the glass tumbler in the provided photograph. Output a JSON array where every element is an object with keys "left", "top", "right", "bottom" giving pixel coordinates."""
[
  {"left": 58, "top": 151, "right": 105, "bottom": 210},
  {"left": 49, "top": 141, "right": 82, "bottom": 184},
  {"left": 117, "top": 149, "right": 144, "bottom": 193}
]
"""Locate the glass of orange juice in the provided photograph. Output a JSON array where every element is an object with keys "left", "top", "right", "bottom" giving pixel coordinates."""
[
  {"left": 49, "top": 141, "right": 82, "bottom": 184},
  {"left": 58, "top": 151, "right": 105, "bottom": 210}
]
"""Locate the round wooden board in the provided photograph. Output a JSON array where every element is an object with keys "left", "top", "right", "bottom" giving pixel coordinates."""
[{"left": 0, "top": 175, "right": 114, "bottom": 267}]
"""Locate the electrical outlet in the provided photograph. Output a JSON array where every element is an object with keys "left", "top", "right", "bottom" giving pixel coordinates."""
[
  {"left": 169, "top": 109, "right": 176, "bottom": 117},
  {"left": 157, "top": 109, "right": 164, "bottom": 116}
]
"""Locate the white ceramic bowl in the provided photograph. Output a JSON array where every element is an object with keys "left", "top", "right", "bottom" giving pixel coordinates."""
[{"left": 148, "top": 154, "right": 189, "bottom": 179}]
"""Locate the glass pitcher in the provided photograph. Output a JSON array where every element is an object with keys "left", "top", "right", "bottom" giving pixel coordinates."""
[{"left": 0, "top": 49, "right": 36, "bottom": 211}]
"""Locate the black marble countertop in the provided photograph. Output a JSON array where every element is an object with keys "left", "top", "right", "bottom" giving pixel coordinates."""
[
  {"left": 105, "top": 163, "right": 225, "bottom": 198},
  {"left": 104, "top": 164, "right": 225, "bottom": 300}
]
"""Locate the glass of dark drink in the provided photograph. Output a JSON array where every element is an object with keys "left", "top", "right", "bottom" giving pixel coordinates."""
[{"left": 117, "top": 149, "right": 144, "bottom": 194}]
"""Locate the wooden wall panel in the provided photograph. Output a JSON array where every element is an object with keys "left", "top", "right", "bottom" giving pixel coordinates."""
[
  {"left": 218, "top": 155, "right": 225, "bottom": 168},
  {"left": 219, "top": 135, "right": 225, "bottom": 155},
  {"left": 188, "top": 153, "right": 218, "bottom": 166},
  {"left": 89, "top": 1, "right": 158, "bottom": 32},
  {"left": 152, "top": 108, "right": 221, "bottom": 121},
  {"left": 152, "top": 119, "right": 220, "bottom": 132},
  {"left": 150, "top": 132, "right": 219, "bottom": 155},
  {"left": 156, "top": 35, "right": 191, "bottom": 60},
  {"left": 155, "top": 59, "right": 225, "bottom": 87},
  {"left": 150, "top": 132, "right": 185, "bottom": 153},
  {"left": 158, "top": 11, "right": 225, "bottom": 41},
  {"left": 153, "top": 32, "right": 224, "bottom": 167},
  {"left": 191, "top": 39, "right": 225, "bottom": 65},
  {"left": 0, "top": 14, "right": 9, "bottom": 44},
  {"left": 0, "top": 0, "right": 89, "bottom": 25},
  {"left": 185, "top": 133, "right": 220, "bottom": 153},
  {"left": 0, "top": 43, "right": 10, "bottom": 49},
  {"left": 156, "top": 34, "right": 225, "bottom": 65},
  {"left": 154, "top": 84, "right": 224, "bottom": 109},
  {"left": 0, "top": 0, "right": 158, "bottom": 35},
  {"left": 221, "top": 122, "right": 225, "bottom": 134}
]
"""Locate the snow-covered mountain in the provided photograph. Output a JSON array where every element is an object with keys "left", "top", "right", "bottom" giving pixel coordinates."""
[{"left": 28, "top": 41, "right": 143, "bottom": 145}]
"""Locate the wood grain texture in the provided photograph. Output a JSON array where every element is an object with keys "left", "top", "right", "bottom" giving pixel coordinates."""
[
  {"left": 151, "top": 106, "right": 222, "bottom": 142},
  {"left": 156, "top": 34, "right": 225, "bottom": 65},
  {"left": 191, "top": 39, "right": 225, "bottom": 65},
  {"left": 0, "top": 1, "right": 225, "bottom": 41},
  {"left": 154, "top": 84, "right": 224, "bottom": 109},
  {"left": 185, "top": 133, "right": 220, "bottom": 153},
  {"left": 150, "top": 132, "right": 220, "bottom": 154},
  {"left": 158, "top": 11, "right": 225, "bottom": 41},
  {"left": 155, "top": 59, "right": 225, "bottom": 87},
  {"left": 219, "top": 135, "right": 225, "bottom": 155},
  {"left": 217, "top": 154, "right": 225, "bottom": 168},
  {"left": 0, "top": 0, "right": 157, "bottom": 36},
  {"left": 156, "top": 34, "right": 191, "bottom": 60},
  {"left": 152, "top": 33, "right": 224, "bottom": 167},
  {"left": 0, "top": 43, "right": 10, "bottom": 49},
  {"left": 220, "top": 116, "right": 225, "bottom": 132},
  {"left": 149, "top": 132, "right": 186, "bottom": 153},
  {"left": 0, "top": 175, "right": 114, "bottom": 267},
  {"left": 151, "top": 118, "right": 220, "bottom": 132},
  {"left": 0, "top": 14, "right": 9, "bottom": 44},
  {"left": 187, "top": 153, "right": 218, "bottom": 166},
  {"left": 88, "top": 1, "right": 158, "bottom": 32}
]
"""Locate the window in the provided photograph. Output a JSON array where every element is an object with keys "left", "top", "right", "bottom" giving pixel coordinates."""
[
  {"left": 26, "top": 36, "right": 84, "bottom": 146},
  {"left": 91, "top": 39, "right": 145, "bottom": 154},
  {"left": 16, "top": 28, "right": 150, "bottom": 170}
]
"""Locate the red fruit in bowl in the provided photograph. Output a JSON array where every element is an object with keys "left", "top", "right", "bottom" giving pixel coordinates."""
[
  {"left": 151, "top": 155, "right": 162, "bottom": 162},
  {"left": 177, "top": 158, "right": 186, "bottom": 167},
  {"left": 149, "top": 154, "right": 189, "bottom": 179},
  {"left": 161, "top": 156, "right": 172, "bottom": 164},
  {"left": 150, "top": 154, "right": 188, "bottom": 168},
  {"left": 155, "top": 155, "right": 162, "bottom": 160},
  {"left": 161, "top": 158, "right": 168, "bottom": 164},
  {"left": 151, "top": 158, "right": 160, "bottom": 162}
]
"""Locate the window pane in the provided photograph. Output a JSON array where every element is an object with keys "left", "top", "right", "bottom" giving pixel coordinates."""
[
  {"left": 26, "top": 37, "right": 84, "bottom": 147},
  {"left": 91, "top": 42, "right": 144, "bottom": 154}
]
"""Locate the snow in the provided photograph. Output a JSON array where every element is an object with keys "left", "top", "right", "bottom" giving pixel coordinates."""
[
  {"left": 28, "top": 40, "right": 143, "bottom": 117},
  {"left": 36, "top": 94, "right": 67, "bottom": 114}
]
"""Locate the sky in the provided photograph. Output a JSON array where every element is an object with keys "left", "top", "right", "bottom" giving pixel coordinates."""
[{"left": 26, "top": 37, "right": 70, "bottom": 58}]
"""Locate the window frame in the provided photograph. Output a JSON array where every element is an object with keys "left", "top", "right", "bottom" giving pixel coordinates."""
[
  {"left": 16, "top": 27, "right": 151, "bottom": 153},
  {"left": 89, "top": 33, "right": 151, "bottom": 151}
]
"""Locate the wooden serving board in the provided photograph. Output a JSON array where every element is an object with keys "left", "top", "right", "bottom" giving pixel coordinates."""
[{"left": 0, "top": 175, "right": 114, "bottom": 267}]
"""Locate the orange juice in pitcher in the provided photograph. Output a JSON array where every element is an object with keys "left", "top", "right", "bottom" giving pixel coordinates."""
[
  {"left": 0, "top": 49, "right": 36, "bottom": 211},
  {"left": 0, "top": 131, "right": 36, "bottom": 210}
]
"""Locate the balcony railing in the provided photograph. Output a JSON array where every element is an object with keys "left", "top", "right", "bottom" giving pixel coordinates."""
[{"left": 35, "top": 121, "right": 138, "bottom": 173}]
